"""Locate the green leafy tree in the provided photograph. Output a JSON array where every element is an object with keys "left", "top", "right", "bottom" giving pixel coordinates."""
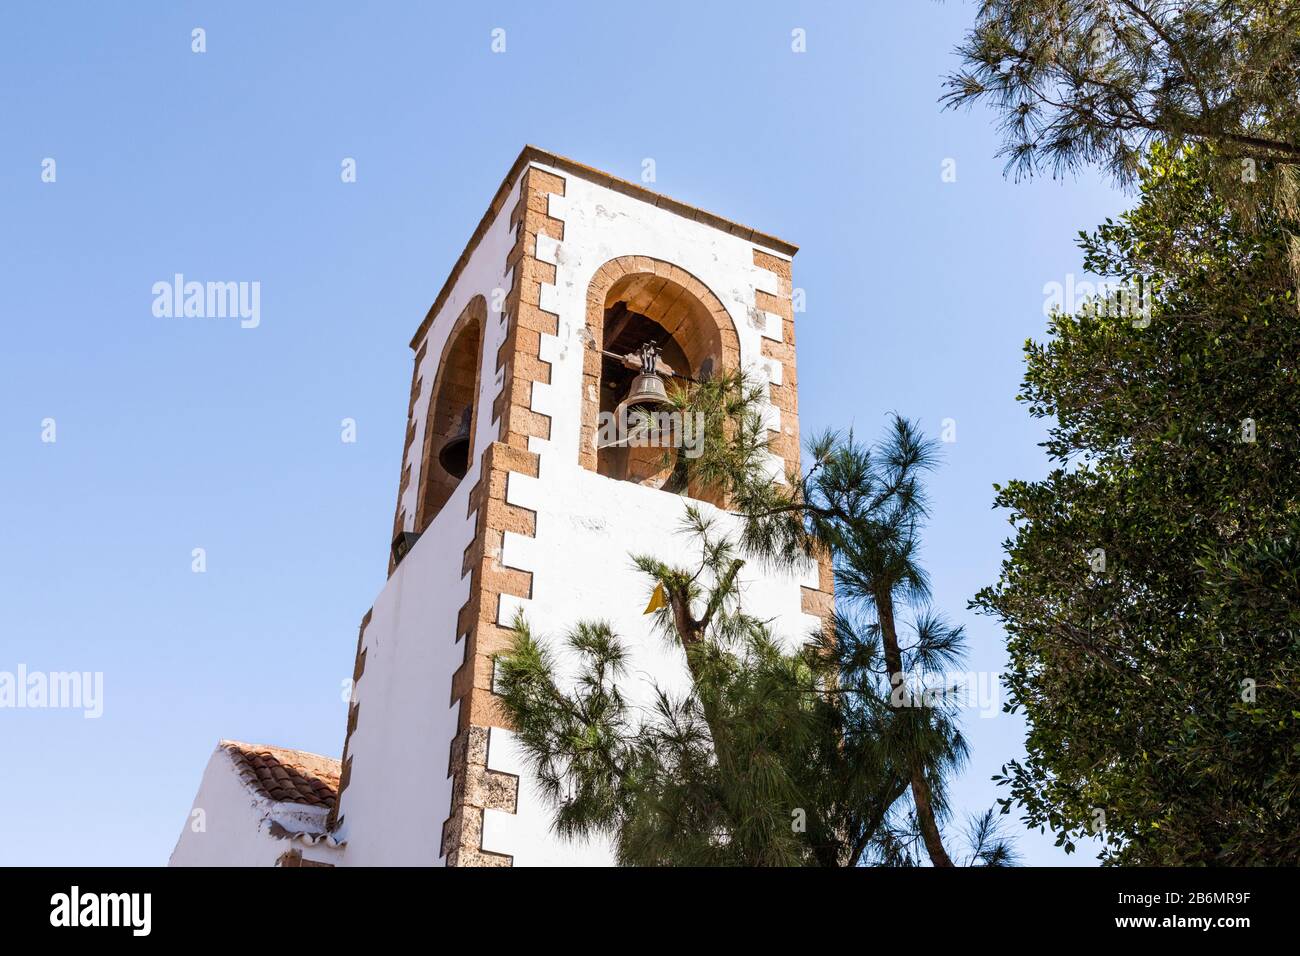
[
  {"left": 497, "top": 375, "right": 1012, "bottom": 866},
  {"left": 943, "top": 1, "right": 1300, "bottom": 228},
  {"left": 974, "top": 145, "right": 1300, "bottom": 864}
]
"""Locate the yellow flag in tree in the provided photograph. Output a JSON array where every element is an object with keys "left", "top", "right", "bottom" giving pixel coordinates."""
[{"left": 644, "top": 582, "right": 666, "bottom": 614}]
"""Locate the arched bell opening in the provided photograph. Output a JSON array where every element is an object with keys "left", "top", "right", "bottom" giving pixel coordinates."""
[
  {"left": 415, "top": 298, "right": 486, "bottom": 533},
  {"left": 584, "top": 265, "right": 736, "bottom": 507}
]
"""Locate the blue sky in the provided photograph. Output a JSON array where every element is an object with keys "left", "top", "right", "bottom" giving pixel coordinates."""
[{"left": 0, "top": 1, "right": 1125, "bottom": 866}]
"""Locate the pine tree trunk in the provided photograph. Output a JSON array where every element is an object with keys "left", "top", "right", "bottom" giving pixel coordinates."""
[
  {"left": 878, "top": 589, "right": 955, "bottom": 868},
  {"left": 910, "top": 766, "right": 954, "bottom": 867}
]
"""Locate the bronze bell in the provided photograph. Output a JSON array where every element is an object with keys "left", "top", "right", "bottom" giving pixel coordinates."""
[
  {"left": 621, "top": 343, "right": 671, "bottom": 411},
  {"left": 623, "top": 369, "right": 669, "bottom": 410},
  {"left": 438, "top": 406, "right": 472, "bottom": 479}
]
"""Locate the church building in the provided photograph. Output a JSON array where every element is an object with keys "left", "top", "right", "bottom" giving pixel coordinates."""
[{"left": 170, "top": 146, "right": 828, "bottom": 866}]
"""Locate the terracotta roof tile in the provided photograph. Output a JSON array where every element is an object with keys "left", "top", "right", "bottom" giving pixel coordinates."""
[{"left": 220, "top": 740, "right": 341, "bottom": 810}]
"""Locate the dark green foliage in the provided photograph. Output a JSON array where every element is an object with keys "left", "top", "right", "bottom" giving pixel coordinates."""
[
  {"left": 974, "top": 146, "right": 1300, "bottom": 864},
  {"left": 944, "top": 0, "right": 1300, "bottom": 220}
]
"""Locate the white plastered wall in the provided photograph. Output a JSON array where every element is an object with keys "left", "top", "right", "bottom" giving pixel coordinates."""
[
  {"left": 481, "top": 164, "right": 819, "bottom": 866},
  {"left": 332, "top": 178, "right": 522, "bottom": 866}
]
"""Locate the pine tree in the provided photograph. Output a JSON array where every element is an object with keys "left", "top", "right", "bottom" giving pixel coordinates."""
[
  {"left": 944, "top": 1, "right": 1300, "bottom": 200},
  {"left": 496, "top": 374, "right": 1011, "bottom": 866}
]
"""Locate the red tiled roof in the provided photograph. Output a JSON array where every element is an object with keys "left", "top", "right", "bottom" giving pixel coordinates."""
[{"left": 220, "top": 740, "right": 340, "bottom": 809}]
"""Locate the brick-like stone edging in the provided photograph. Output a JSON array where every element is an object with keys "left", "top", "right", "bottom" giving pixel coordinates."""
[
  {"left": 387, "top": 344, "right": 426, "bottom": 576},
  {"left": 438, "top": 440, "right": 539, "bottom": 865},
  {"left": 749, "top": 249, "right": 834, "bottom": 627},
  {"left": 492, "top": 167, "right": 564, "bottom": 449},
  {"left": 327, "top": 607, "right": 371, "bottom": 833},
  {"left": 440, "top": 726, "right": 518, "bottom": 867},
  {"left": 436, "top": 165, "right": 570, "bottom": 865},
  {"left": 752, "top": 248, "right": 800, "bottom": 478}
]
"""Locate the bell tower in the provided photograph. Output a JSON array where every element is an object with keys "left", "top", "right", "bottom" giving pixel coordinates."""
[{"left": 329, "top": 147, "right": 832, "bottom": 866}]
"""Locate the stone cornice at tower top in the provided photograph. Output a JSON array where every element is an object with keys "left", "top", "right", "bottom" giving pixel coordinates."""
[{"left": 409, "top": 144, "right": 799, "bottom": 350}]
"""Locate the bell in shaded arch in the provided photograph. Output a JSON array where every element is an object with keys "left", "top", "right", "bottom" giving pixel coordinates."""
[{"left": 438, "top": 406, "right": 472, "bottom": 479}]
